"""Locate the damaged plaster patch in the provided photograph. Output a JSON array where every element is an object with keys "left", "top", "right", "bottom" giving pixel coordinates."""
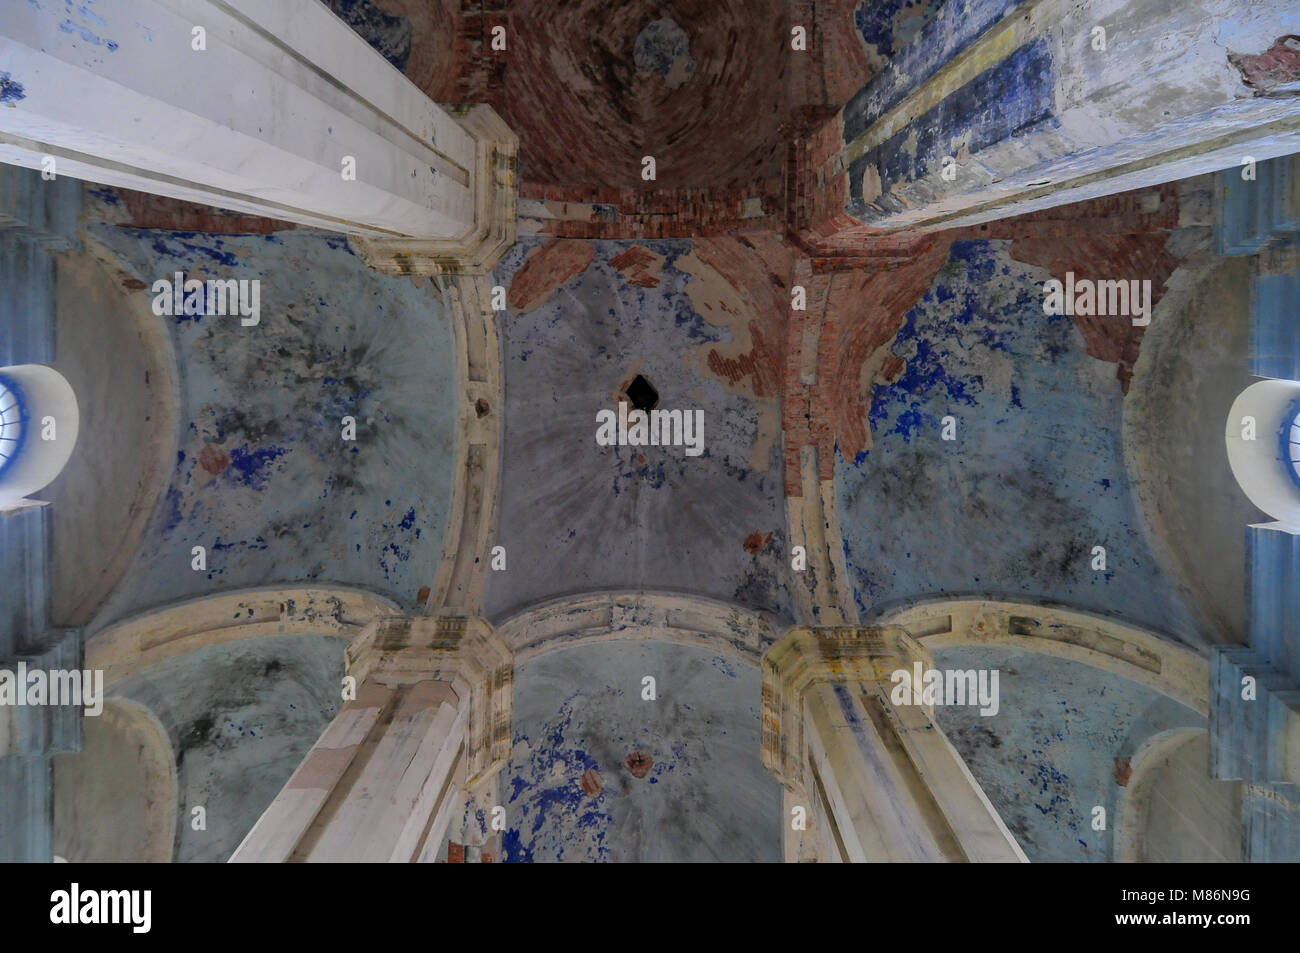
[
  {"left": 837, "top": 239, "right": 1196, "bottom": 635},
  {"left": 634, "top": 18, "right": 695, "bottom": 89},
  {"left": 862, "top": 164, "right": 884, "bottom": 205},
  {"left": 676, "top": 249, "right": 781, "bottom": 472},
  {"left": 1228, "top": 35, "right": 1300, "bottom": 93}
]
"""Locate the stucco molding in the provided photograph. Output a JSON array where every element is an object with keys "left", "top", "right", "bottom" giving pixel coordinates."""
[
  {"left": 426, "top": 274, "right": 502, "bottom": 615},
  {"left": 879, "top": 598, "right": 1210, "bottom": 715},
  {"left": 87, "top": 585, "right": 401, "bottom": 687},
  {"left": 759, "top": 624, "right": 930, "bottom": 791},
  {"left": 346, "top": 614, "right": 512, "bottom": 788},
  {"left": 785, "top": 466, "right": 859, "bottom": 626},
  {"left": 493, "top": 590, "right": 782, "bottom": 664},
  {"left": 349, "top": 105, "right": 518, "bottom": 276}
]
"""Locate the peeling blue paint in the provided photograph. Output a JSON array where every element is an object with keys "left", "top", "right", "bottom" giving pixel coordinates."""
[
  {"left": 845, "top": 0, "right": 1022, "bottom": 138},
  {"left": 0, "top": 73, "right": 26, "bottom": 103},
  {"left": 504, "top": 641, "right": 780, "bottom": 862},
  {"left": 838, "top": 240, "right": 1196, "bottom": 637},
  {"left": 850, "top": 38, "right": 1055, "bottom": 213},
  {"left": 328, "top": 0, "right": 411, "bottom": 72},
  {"left": 87, "top": 227, "right": 457, "bottom": 623}
]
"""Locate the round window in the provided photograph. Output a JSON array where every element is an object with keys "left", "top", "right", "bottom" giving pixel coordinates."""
[
  {"left": 0, "top": 377, "right": 24, "bottom": 476},
  {"left": 1287, "top": 402, "right": 1300, "bottom": 488}
]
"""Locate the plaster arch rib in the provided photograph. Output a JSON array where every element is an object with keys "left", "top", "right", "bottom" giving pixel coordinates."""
[
  {"left": 425, "top": 275, "right": 503, "bottom": 616},
  {"left": 877, "top": 598, "right": 1209, "bottom": 715},
  {"left": 493, "top": 590, "right": 782, "bottom": 665},
  {"left": 87, "top": 585, "right": 401, "bottom": 687}
]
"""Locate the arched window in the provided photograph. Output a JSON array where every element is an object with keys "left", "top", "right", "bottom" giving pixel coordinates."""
[{"left": 0, "top": 376, "right": 23, "bottom": 476}]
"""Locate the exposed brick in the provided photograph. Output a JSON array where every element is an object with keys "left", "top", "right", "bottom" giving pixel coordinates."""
[{"left": 507, "top": 239, "right": 595, "bottom": 311}]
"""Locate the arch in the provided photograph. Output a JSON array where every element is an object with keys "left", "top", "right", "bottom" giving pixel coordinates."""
[
  {"left": 493, "top": 590, "right": 781, "bottom": 664},
  {"left": 52, "top": 697, "right": 177, "bottom": 863},
  {"left": 45, "top": 235, "right": 181, "bottom": 626},
  {"left": 876, "top": 598, "right": 1209, "bottom": 715},
  {"left": 1114, "top": 727, "right": 1242, "bottom": 863},
  {"left": 87, "top": 585, "right": 400, "bottom": 686},
  {"left": 1121, "top": 255, "right": 1261, "bottom": 645}
]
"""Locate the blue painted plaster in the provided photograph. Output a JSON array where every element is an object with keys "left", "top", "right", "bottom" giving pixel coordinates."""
[
  {"left": 849, "top": 38, "right": 1054, "bottom": 213},
  {"left": 0, "top": 72, "right": 26, "bottom": 103},
  {"left": 932, "top": 645, "right": 1203, "bottom": 861},
  {"left": 483, "top": 238, "right": 790, "bottom": 621},
  {"left": 836, "top": 239, "right": 1197, "bottom": 639},
  {"left": 503, "top": 640, "right": 781, "bottom": 862},
  {"left": 844, "top": 0, "right": 1023, "bottom": 139},
  {"left": 852, "top": 0, "right": 946, "bottom": 62},
  {"left": 87, "top": 227, "right": 456, "bottom": 623}
]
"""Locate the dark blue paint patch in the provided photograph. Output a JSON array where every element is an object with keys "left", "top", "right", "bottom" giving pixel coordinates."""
[
  {"left": 57, "top": 17, "right": 118, "bottom": 50},
  {"left": 87, "top": 186, "right": 120, "bottom": 205},
  {"left": 502, "top": 696, "right": 613, "bottom": 862},
  {"left": 329, "top": 0, "right": 412, "bottom": 73},
  {"left": 844, "top": 0, "right": 1022, "bottom": 140},
  {"left": 142, "top": 231, "right": 242, "bottom": 267},
  {"left": 0, "top": 73, "right": 26, "bottom": 103},
  {"left": 852, "top": 0, "right": 944, "bottom": 61},
  {"left": 226, "top": 444, "right": 288, "bottom": 490},
  {"left": 864, "top": 242, "right": 1017, "bottom": 446}
]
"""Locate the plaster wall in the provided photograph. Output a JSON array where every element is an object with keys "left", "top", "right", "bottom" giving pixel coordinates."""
[
  {"left": 836, "top": 239, "right": 1196, "bottom": 640},
  {"left": 503, "top": 639, "right": 782, "bottom": 862},
  {"left": 81, "top": 224, "right": 458, "bottom": 628}
]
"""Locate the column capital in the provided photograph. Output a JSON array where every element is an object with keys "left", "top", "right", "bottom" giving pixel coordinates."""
[
  {"left": 346, "top": 614, "right": 512, "bottom": 787},
  {"left": 760, "top": 625, "right": 931, "bottom": 790},
  {"left": 350, "top": 105, "right": 518, "bottom": 277}
]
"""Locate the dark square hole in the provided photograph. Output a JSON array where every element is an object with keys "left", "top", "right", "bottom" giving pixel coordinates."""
[{"left": 625, "top": 374, "right": 658, "bottom": 412}]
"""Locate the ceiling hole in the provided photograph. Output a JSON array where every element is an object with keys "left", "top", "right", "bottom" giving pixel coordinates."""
[{"left": 625, "top": 374, "right": 658, "bottom": 412}]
